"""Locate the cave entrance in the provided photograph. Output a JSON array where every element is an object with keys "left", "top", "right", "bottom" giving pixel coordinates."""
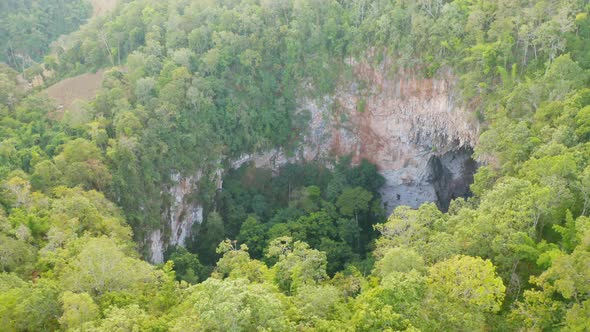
[{"left": 427, "top": 147, "right": 477, "bottom": 212}]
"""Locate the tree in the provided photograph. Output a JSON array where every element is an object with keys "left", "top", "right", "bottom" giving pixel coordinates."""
[
  {"left": 417, "top": 256, "right": 505, "bottom": 332},
  {"left": 267, "top": 237, "right": 328, "bottom": 293},
  {"left": 135, "top": 77, "right": 157, "bottom": 105},
  {"left": 12, "top": 279, "right": 61, "bottom": 331},
  {"left": 336, "top": 187, "right": 373, "bottom": 244},
  {"left": 89, "top": 305, "right": 157, "bottom": 332},
  {"left": 452, "top": 177, "right": 552, "bottom": 279},
  {"left": 373, "top": 247, "right": 426, "bottom": 278},
  {"left": 564, "top": 300, "right": 590, "bottom": 332},
  {"left": 319, "top": 238, "right": 355, "bottom": 275},
  {"left": 114, "top": 111, "right": 143, "bottom": 137},
  {"left": 214, "top": 240, "right": 270, "bottom": 283},
  {"left": 54, "top": 139, "right": 112, "bottom": 191},
  {"left": 0, "top": 64, "right": 21, "bottom": 109},
  {"left": 575, "top": 105, "right": 590, "bottom": 141},
  {"left": 291, "top": 185, "right": 322, "bottom": 213},
  {"left": 59, "top": 291, "right": 99, "bottom": 331},
  {"left": 285, "top": 211, "right": 337, "bottom": 248},
  {"left": 337, "top": 187, "right": 372, "bottom": 219},
  {"left": 427, "top": 255, "right": 506, "bottom": 312},
  {"left": 0, "top": 0, "right": 92, "bottom": 70},
  {"left": 350, "top": 284, "right": 419, "bottom": 332},
  {"left": 59, "top": 237, "right": 156, "bottom": 296},
  {"left": 169, "top": 278, "right": 292, "bottom": 331},
  {"left": 510, "top": 227, "right": 590, "bottom": 330},
  {"left": 236, "top": 215, "right": 267, "bottom": 258},
  {"left": 374, "top": 203, "right": 451, "bottom": 263},
  {"left": 31, "top": 160, "right": 63, "bottom": 191},
  {"left": 293, "top": 284, "right": 343, "bottom": 324},
  {"left": 197, "top": 212, "right": 226, "bottom": 265},
  {"left": 2, "top": 176, "right": 31, "bottom": 208},
  {"left": 167, "top": 246, "right": 204, "bottom": 284},
  {"left": 48, "top": 187, "right": 132, "bottom": 242},
  {"left": 0, "top": 235, "right": 35, "bottom": 277}
]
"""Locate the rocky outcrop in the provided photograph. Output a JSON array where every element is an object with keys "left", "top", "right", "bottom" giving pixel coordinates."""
[{"left": 149, "top": 173, "right": 204, "bottom": 263}]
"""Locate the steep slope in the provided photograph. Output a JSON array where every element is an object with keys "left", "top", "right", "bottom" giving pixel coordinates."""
[{"left": 302, "top": 61, "right": 478, "bottom": 213}]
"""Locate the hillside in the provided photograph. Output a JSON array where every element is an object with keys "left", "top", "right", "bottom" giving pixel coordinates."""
[{"left": 1, "top": 0, "right": 590, "bottom": 331}]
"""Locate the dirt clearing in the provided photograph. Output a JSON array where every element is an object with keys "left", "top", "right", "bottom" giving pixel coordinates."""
[{"left": 45, "top": 69, "right": 106, "bottom": 115}]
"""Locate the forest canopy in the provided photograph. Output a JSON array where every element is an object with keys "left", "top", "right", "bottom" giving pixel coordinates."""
[
  {"left": 1, "top": 0, "right": 590, "bottom": 331},
  {"left": 0, "top": 0, "right": 92, "bottom": 71}
]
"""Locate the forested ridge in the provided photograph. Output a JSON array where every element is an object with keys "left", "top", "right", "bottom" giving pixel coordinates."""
[{"left": 1, "top": 0, "right": 590, "bottom": 331}]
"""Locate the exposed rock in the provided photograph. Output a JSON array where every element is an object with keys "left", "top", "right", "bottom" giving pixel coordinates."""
[
  {"left": 231, "top": 149, "right": 290, "bottom": 172},
  {"left": 295, "top": 62, "right": 478, "bottom": 213},
  {"left": 149, "top": 229, "right": 165, "bottom": 264},
  {"left": 148, "top": 172, "right": 204, "bottom": 263}
]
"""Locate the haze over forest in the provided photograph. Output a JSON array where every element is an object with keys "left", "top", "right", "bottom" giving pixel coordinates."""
[{"left": 1, "top": 0, "right": 590, "bottom": 331}]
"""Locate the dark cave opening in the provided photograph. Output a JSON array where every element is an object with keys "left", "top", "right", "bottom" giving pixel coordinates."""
[{"left": 427, "top": 147, "right": 478, "bottom": 212}]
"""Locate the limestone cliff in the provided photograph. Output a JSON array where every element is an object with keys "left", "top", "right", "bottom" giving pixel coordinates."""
[
  {"left": 244, "top": 60, "right": 479, "bottom": 213},
  {"left": 149, "top": 173, "right": 204, "bottom": 263},
  {"left": 298, "top": 60, "right": 479, "bottom": 213},
  {"left": 148, "top": 60, "right": 479, "bottom": 262}
]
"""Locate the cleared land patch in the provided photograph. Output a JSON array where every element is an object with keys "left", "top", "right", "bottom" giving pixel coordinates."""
[{"left": 45, "top": 69, "right": 106, "bottom": 115}]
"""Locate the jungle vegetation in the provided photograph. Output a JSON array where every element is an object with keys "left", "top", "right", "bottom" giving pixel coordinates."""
[{"left": 1, "top": 0, "right": 590, "bottom": 330}]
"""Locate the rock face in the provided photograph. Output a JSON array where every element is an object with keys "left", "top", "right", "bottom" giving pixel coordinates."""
[
  {"left": 224, "top": 62, "right": 478, "bottom": 214},
  {"left": 149, "top": 173, "right": 204, "bottom": 263},
  {"left": 297, "top": 61, "right": 478, "bottom": 213},
  {"left": 147, "top": 60, "right": 479, "bottom": 262}
]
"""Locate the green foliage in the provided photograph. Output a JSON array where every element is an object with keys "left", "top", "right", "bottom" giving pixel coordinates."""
[
  {"left": 58, "top": 236, "right": 156, "bottom": 296},
  {"left": 373, "top": 247, "right": 426, "bottom": 278},
  {"left": 88, "top": 304, "right": 159, "bottom": 332},
  {"left": 54, "top": 138, "right": 112, "bottom": 191},
  {"left": 169, "top": 278, "right": 292, "bottom": 331},
  {"left": 219, "top": 161, "right": 383, "bottom": 274},
  {"left": 59, "top": 291, "right": 99, "bottom": 331},
  {"left": 267, "top": 237, "right": 328, "bottom": 294},
  {"left": 197, "top": 212, "right": 226, "bottom": 265},
  {"left": 1, "top": 0, "right": 590, "bottom": 330},
  {"left": 428, "top": 255, "right": 505, "bottom": 313},
  {"left": 0, "top": 64, "right": 22, "bottom": 109},
  {"left": 0, "top": 0, "right": 92, "bottom": 70},
  {"left": 0, "top": 234, "right": 35, "bottom": 276},
  {"left": 166, "top": 246, "right": 204, "bottom": 284},
  {"left": 236, "top": 215, "right": 267, "bottom": 258},
  {"left": 0, "top": 278, "right": 62, "bottom": 331},
  {"left": 336, "top": 186, "right": 372, "bottom": 218},
  {"left": 213, "top": 240, "right": 270, "bottom": 283}
]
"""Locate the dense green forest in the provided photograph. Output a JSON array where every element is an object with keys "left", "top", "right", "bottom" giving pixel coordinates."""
[
  {"left": 1, "top": 0, "right": 590, "bottom": 330},
  {"left": 0, "top": 0, "right": 93, "bottom": 72}
]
